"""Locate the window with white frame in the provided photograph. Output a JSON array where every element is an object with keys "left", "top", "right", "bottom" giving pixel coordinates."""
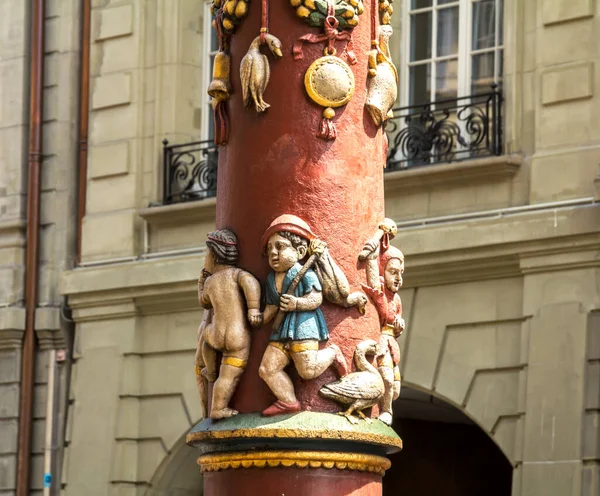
[
  {"left": 403, "top": 0, "right": 503, "bottom": 106},
  {"left": 202, "top": 2, "right": 220, "bottom": 141}
]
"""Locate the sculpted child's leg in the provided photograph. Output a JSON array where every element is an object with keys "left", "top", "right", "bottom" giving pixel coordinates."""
[
  {"left": 291, "top": 341, "right": 348, "bottom": 380},
  {"left": 378, "top": 364, "right": 394, "bottom": 426},
  {"left": 210, "top": 350, "right": 249, "bottom": 420},
  {"left": 194, "top": 342, "right": 208, "bottom": 418},
  {"left": 393, "top": 365, "right": 401, "bottom": 400},
  {"left": 259, "top": 344, "right": 295, "bottom": 404},
  {"left": 201, "top": 341, "right": 218, "bottom": 383}
]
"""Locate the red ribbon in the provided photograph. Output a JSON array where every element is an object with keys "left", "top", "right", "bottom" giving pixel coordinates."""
[
  {"left": 260, "top": 0, "right": 269, "bottom": 44},
  {"left": 293, "top": 9, "right": 357, "bottom": 64},
  {"left": 214, "top": 100, "right": 229, "bottom": 146}
]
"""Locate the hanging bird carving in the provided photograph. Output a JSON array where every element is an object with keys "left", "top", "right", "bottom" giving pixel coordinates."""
[
  {"left": 240, "top": 34, "right": 283, "bottom": 112},
  {"left": 319, "top": 340, "right": 385, "bottom": 424}
]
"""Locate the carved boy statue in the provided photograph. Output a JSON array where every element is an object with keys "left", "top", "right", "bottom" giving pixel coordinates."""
[
  {"left": 360, "top": 220, "right": 405, "bottom": 426},
  {"left": 195, "top": 229, "right": 262, "bottom": 420},
  {"left": 258, "top": 214, "right": 348, "bottom": 416}
]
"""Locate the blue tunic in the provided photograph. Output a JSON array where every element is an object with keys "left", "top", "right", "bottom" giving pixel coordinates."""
[{"left": 266, "top": 263, "right": 329, "bottom": 342}]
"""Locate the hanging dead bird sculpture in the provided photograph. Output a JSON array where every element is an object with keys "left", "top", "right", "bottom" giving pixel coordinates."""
[
  {"left": 240, "top": 34, "right": 283, "bottom": 112},
  {"left": 365, "top": 24, "right": 398, "bottom": 127}
]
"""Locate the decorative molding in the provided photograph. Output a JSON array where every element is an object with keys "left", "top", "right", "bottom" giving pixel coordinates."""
[
  {"left": 0, "top": 307, "right": 25, "bottom": 350},
  {"left": 62, "top": 203, "right": 600, "bottom": 313},
  {"left": 398, "top": 204, "right": 600, "bottom": 287},
  {"left": 197, "top": 451, "right": 391, "bottom": 475},
  {"left": 70, "top": 299, "right": 137, "bottom": 322},
  {"left": 138, "top": 197, "right": 217, "bottom": 226},
  {"left": 0, "top": 218, "right": 26, "bottom": 249},
  {"left": 519, "top": 248, "right": 600, "bottom": 275},
  {"left": 384, "top": 155, "right": 521, "bottom": 192},
  {"left": 34, "top": 307, "right": 68, "bottom": 350}
]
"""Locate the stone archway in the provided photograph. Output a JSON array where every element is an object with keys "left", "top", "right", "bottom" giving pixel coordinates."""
[
  {"left": 145, "top": 431, "right": 204, "bottom": 496},
  {"left": 383, "top": 384, "right": 513, "bottom": 496}
]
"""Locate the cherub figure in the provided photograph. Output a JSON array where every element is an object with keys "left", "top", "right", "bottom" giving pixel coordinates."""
[
  {"left": 258, "top": 214, "right": 348, "bottom": 416},
  {"left": 195, "top": 229, "right": 262, "bottom": 420},
  {"left": 359, "top": 219, "right": 405, "bottom": 426}
]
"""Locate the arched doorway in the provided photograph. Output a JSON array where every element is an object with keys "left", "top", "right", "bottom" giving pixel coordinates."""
[
  {"left": 383, "top": 385, "right": 513, "bottom": 496},
  {"left": 146, "top": 431, "right": 204, "bottom": 496}
]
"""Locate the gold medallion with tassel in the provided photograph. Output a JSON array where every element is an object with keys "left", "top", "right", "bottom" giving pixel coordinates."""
[{"left": 304, "top": 51, "right": 355, "bottom": 140}]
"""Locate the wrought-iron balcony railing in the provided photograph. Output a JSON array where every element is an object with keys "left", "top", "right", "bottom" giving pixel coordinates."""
[
  {"left": 385, "top": 85, "right": 503, "bottom": 170},
  {"left": 161, "top": 86, "right": 502, "bottom": 204},
  {"left": 162, "top": 138, "right": 218, "bottom": 204}
]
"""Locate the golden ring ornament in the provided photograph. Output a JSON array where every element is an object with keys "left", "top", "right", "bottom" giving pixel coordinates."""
[{"left": 304, "top": 54, "right": 355, "bottom": 140}]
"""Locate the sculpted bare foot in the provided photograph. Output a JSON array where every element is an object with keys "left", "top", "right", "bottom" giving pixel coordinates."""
[{"left": 210, "top": 408, "right": 239, "bottom": 420}]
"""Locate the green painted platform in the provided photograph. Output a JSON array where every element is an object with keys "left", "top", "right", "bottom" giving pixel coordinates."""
[{"left": 187, "top": 411, "right": 402, "bottom": 455}]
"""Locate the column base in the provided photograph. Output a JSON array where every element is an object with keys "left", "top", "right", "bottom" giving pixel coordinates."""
[{"left": 187, "top": 412, "right": 402, "bottom": 496}]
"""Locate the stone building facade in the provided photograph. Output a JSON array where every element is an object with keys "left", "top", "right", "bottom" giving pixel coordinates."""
[{"left": 0, "top": 0, "right": 599, "bottom": 495}]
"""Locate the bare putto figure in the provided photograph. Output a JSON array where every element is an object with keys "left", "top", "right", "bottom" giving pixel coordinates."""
[{"left": 195, "top": 229, "right": 263, "bottom": 420}]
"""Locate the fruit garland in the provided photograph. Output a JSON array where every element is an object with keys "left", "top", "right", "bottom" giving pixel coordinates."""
[
  {"left": 290, "top": 0, "right": 364, "bottom": 29},
  {"left": 378, "top": 0, "right": 393, "bottom": 25},
  {"left": 211, "top": 0, "right": 249, "bottom": 33}
]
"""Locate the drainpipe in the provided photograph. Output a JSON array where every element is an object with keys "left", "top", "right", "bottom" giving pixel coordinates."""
[
  {"left": 17, "top": 0, "right": 45, "bottom": 495},
  {"left": 76, "top": 0, "right": 91, "bottom": 264}
]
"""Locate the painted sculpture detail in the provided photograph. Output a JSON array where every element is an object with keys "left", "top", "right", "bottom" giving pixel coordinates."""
[
  {"left": 195, "top": 229, "right": 263, "bottom": 419},
  {"left": 240, "top": 34, "right": 283, "bottom": 112},
  {"left": 201, "top": 0, "right": 405, "bottom": 427},
  {"left": 258, "top": 215, "right": 349, "bottom": 415},
  {"left": 320, "top": 340, "right": 385, "bottom": 423},
  {"left": 359, "top": 219, "right": 405, "bottom": 425},
  {"left": 292, "top": 0, "right": 359, "bottom": 140},
  {"left": 365, "top": 24, "right": 398, "bottom": 127}
]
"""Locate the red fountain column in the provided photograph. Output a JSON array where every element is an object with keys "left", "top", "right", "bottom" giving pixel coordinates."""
[{"left": 188, "top": 0, "right": 402, "bottom": 493}]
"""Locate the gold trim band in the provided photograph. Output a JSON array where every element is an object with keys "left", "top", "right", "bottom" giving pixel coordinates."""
[
  {"left": 197, "top": 450, "right": 390, "bottom": 475},
  {"left": 268, "top": 341, "right": 320, "bottom": 354},
  {"left": 195, "top": 365, "right": 203, "bottom": 376},
  {"left": 222, "top": 356, "right": 247, "bottom": 369},
  {"left": 268, "top": 341, "right": 286, "bottom": 352},
  {"left": 290, "top": 341, "right": 319, "bottom": 353}
]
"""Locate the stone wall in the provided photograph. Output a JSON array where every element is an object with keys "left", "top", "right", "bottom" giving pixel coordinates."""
[
  {"left": 0, "top": 0, "right": 29, "bottom": 490},
  {"left": 82, "top": 0, "right": 205, "bottom": 262},
  {"left": 0, "top": 0, "right": 79, "bottom": 494}
]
